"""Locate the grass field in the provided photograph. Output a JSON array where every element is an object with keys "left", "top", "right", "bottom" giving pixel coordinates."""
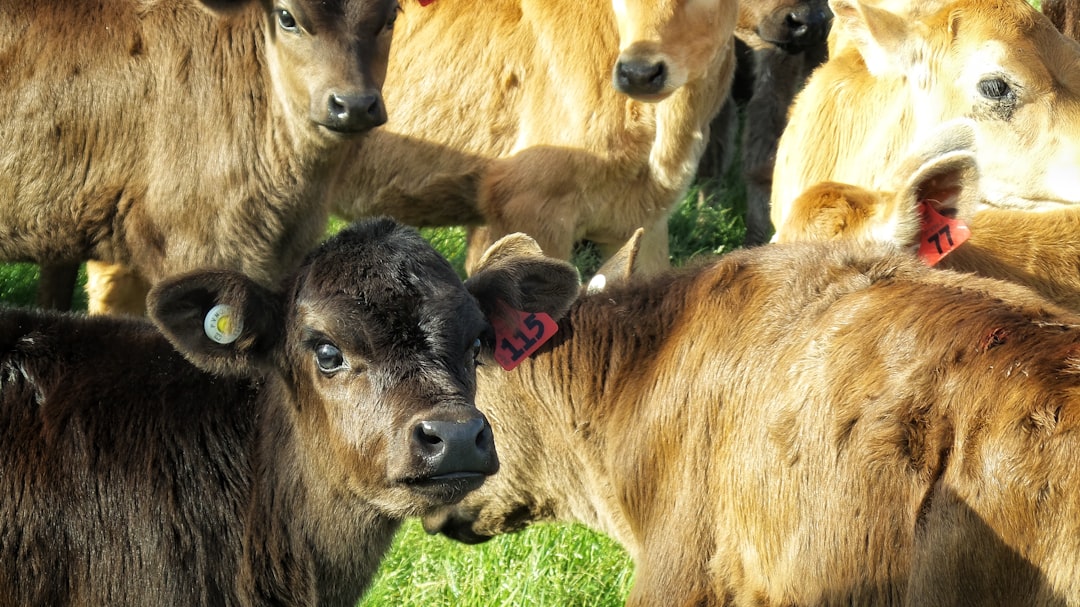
[{"left": 0, "top": 159, "right": 747, "bottom": 606}]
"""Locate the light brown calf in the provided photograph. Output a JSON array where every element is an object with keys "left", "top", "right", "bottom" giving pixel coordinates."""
[
  {"left": 423, "top": 236, "right": 1080, "bottom": 606},
  {"left": 330, "top": 0, "right": 738, "bottom": 275},
  {"left": 770, "top": 0, "right": 1080, "bottom": 238},
  {"left": 7, "top": 0, "right": 396, "bottom": 315},
  {"left": 778, "top": 120, "right": 1080, "bottom": 312}
]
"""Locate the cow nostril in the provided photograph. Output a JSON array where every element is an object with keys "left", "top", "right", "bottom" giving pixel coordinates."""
[
  {"left": 785, "top": 13, "right": 810, "bottom": 37},
  {"left": 416, "top": 421, "right": 447, "bottom": 447},
  {"left": 323, "top": 92, "right": 386, "bottom": 132},
  {"left": 614, "top": 60, "right": 667, "bottom": 95}
]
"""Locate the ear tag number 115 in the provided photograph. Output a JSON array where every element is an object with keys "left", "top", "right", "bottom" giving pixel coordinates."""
[{"left": 491, "top": 302, "right": 558, "bottom": 371}]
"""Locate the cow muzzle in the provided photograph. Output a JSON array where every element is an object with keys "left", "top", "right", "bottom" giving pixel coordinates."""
[
  {"left": 398, "top": 413, "right": 499, "bottom": 503},
  {"left": 613, "top": 54, "right": 669, "bottom": 101},
  {"left": 760, "top": 3, "right": 832, "bottom": 53},
  {"left": 313, "top": 89, "right": 388, "bottom": 134}
]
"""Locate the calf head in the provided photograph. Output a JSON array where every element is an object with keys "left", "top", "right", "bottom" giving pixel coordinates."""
[
  {"left": 830, "top": 0, "right": 1080, "bottom": 209},
  {"left": 611, "top": 0, "right": 738, "bottom": 100},
  {"left": 202, "top": 0, "right": 397, "bottom": 134},
  {"left": 148, "top": 218, "right": 580, "bottom": 515},
  {"left": 740, "top": 0, "right": 832, "bottom": 53},
  {"left": 778, "top": 119, "right": 980, "bottom": 252}
]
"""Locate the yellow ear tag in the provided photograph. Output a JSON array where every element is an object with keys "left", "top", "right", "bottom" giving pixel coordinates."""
[{"left": 203, "top": 304, "right": 243, "bottom": 345}]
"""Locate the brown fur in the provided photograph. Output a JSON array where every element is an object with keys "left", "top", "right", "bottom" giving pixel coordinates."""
[
  {"left": 0, "top": 219, "right": 580, "bottom": 606},
  {"left": 770, "top": 0, "right": 1080, "bottom": 237},
  {"left": 1044, "top": 0, "right": 1080, "bottom": 41},
  {"left": 424, "top": 238, "right": 1080, "bottom": 606},
  {"left": 1, "top": 0, "right": 397, "bottom": 315},
  {"left": 329, "top": 0, "right": 738, "bottom": 276}
]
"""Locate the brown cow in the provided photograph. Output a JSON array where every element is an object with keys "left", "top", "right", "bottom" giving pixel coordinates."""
[
  {"left": 696, "top": 0, "right": 831, "bottom": 246},
  {"left": 0, "top": 218, "right": 580, "bottom": 606},
  {"left": 1044, "top": 0, "right": 1080, "bottom": 41},
  {"left": 422, "top": 235, "right": 1080, "bottom": 606},
  {"left": 329, "top": 0, "right": 738, "bottom": 277},
  {"left": 776, "top": 119, "right": 1080, "bottom": 313},
  {"left": 770, "top": 0, "right": 1080, "bottom": 239},
  {"left": 3, "top": 0, "right": 396, "bottom": 315}
]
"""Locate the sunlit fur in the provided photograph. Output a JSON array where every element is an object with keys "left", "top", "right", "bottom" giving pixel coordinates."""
[
  {"left": 0, "top": 0, "right": 396, "bottom": 315},
  {"left": 332, "top": 0, "right": 737, "bottom": 276},
  {"left": 428, "top": 238, "right": 1080, "bottom": 606},
  {"left": 771, "top": 0, "right": 1080, "bottom": 234}
]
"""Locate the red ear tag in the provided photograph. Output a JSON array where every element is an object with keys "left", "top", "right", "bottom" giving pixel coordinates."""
[
  {"left": 490, "top": 302, "right": 558, "bottom": 371},
  {"left": 918, "top": 202, "right": 970, "bottom": 266},
  {"left": 418, "top": 0, "right": 435, "bottom": 5}
]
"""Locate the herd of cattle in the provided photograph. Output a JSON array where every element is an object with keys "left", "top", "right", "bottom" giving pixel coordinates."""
[{"left": 3, "top": 0, "right": 1080, "bottom": 605}]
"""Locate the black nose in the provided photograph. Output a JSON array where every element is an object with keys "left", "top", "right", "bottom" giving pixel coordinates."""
[
  {"left": 321, "top": 91, "right": 387, "bottom": 133},
  {"left": 761, "top": 4, "right": 833, "bottom": 52},
  {"left": 613, "top": 59, "right": 667, "bottom": 97},
  {"left": 412, "top": 417, "right": 498, "bottom": 477},
  {"left": 784, "top": 5, "right": 831, "bottom": 46}
]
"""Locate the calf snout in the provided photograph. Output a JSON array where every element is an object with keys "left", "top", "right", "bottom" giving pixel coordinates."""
[
  {"left": 761, "top": 3, "right": 832, "bottom": 52},
  {"left": 412, "top": 416, "right": 498, "bottom": 478},
  {"left": 613, "top": 57, "right": 668, "bottom": 99},
  {"left": 316, "top": 90, "right": 387, "bottom": 133}
]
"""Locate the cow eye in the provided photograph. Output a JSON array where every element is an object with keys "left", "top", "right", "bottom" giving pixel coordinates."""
[
  {"left": 386, "top": 4, "right": 401, "bottom": 31},
  {"left": 314, "top": 343, "right": 346, "bottom": 373},
  {"left": 977, "top": 77, "right": 1014, "bottom": 102},
  {"left": 470, "top": 337, "right": 483, "bottom": 366},
  {"left": 276, "top": 9, "right": 299, "bottom": 33}
]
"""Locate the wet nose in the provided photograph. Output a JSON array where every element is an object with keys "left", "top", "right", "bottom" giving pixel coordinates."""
[
  {"left": 319, "top": 90, "right": 387, "bottom": 133},
  {"left": 412, "top": 417, "right": 498, "bottom": 477},
  {"left": 613, "top": 58, "right": 667, "bottom": 97}
]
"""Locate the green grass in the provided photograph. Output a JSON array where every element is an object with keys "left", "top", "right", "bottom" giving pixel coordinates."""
[
  {"left": 0, "top": 151, "right": 746, "bottom": 607},
  {"left": 360, "top": 521, "right": 634, "bottom": 607}
]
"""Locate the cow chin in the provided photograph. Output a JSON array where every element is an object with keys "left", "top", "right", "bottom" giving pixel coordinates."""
[
  {"left": 400, "top": 473, "right": 490, "bottom": 508},
  {"left": 420, "top": 507, "right": 495, "bottom": 545}
]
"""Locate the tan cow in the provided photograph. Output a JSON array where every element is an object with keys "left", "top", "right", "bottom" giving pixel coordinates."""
[
  {"left": 329, "top": 0, "right": 738, "bottom": 276},
  {"left": 422, "top": 235, "right": 1080, "bottom": 606},
  {"left": 4, "top": 0, "right": 396, "bottom": 315},
  {"left": 777, "top": 119, "right": 1080, "bottom": 312},
  {"left": 1044, "top": 0, "right": 1080, "bottom": 41},
  {"left": 769, "top": 0, "right": 1080, "bottom": 239}
]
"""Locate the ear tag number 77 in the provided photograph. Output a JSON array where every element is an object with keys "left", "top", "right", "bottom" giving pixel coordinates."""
[{"left": 918, "top": 202, "right": 970, "bottom": 266}]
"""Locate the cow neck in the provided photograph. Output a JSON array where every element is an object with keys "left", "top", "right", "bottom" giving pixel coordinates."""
[
  {"left": 244, "top": 379, "right": 397, "bottom": 607},
  {"left": 646, "top": 45, "right": 733, "bottom": 195}
]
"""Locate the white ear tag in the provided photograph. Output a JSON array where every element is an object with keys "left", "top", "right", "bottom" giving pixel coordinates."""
[
  {"left": 586, "top": 273, "right": 607, "bottom": 295},
  {"left": 203, "top": 304, "right": 243, "bottom": 345}
]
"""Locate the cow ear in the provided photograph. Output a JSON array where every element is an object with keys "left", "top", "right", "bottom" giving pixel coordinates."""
[
  {"left": 147, "top": 271, "right": 285, "bottom": 377},
  {"left": 893, "top": 119, "right": 980, "bottom": 223},
  {"left": 464, "top": 233, "right": 581, "bottom": 321},
  {"left": 830, "top": 0, "right": 921, "bottom": 76},
  {"left": 586, "top": 228, "right": 645, "bottom": 294}
]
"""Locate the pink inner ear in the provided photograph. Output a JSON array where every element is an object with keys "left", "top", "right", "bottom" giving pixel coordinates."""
[{"left": 917, "top": 172, "right": 963, "bottom": 217}]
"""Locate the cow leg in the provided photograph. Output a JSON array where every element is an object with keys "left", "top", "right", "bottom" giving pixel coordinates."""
[
  {"left": 741, "top": 47, "right": 821, "bottom": 246},
  {"left": 35, "top": 263, "right": 80, "bottom": 311},
  {"left": 84, "top": 260, "right": 151, "bottom": 316}
]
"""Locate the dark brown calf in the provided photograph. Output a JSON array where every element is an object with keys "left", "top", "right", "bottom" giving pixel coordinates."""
[
  {"left": 696, "top": 0, "right": 831, "bottom": 246},
  {"left": 0, "top": 218, "right": 579, "bottom": 606},
  {"left": 425, "top": 237, "right": 1080, "bottom": 606},
  {"left": 4, "top": 0, "right": 396, "bottom": 315}
]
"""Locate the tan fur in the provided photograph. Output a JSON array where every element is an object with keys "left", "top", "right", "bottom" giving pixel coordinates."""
[
  {"left": 330, "top": 0, "right": 738, "bottom": 276},
  {"left": 780, "top": 120, "right": 1080, "bottom": 313},
  {"left": 771, "top": 0, "right": 1080, "bottom": 237},
  {"left": 2, "top": 0, "right": 396, "bottom": 314},
  {"left": 425, "top": 239, "right": 1080, "bottom": 606}
]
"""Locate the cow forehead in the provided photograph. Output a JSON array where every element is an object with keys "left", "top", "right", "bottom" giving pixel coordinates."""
[
  {"left": 612, "top": 0, "right": 730, "bottom": 34},
  {"left": 288, "top": 0, "right": 396, "bottom": 21}
]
